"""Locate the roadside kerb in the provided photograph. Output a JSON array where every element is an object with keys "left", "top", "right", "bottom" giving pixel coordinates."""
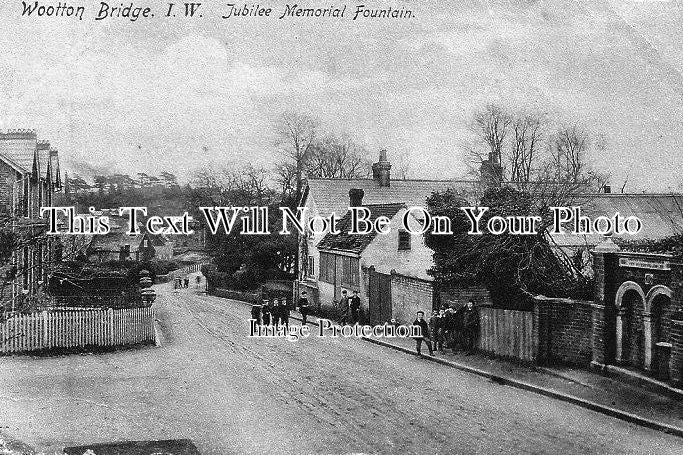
[{"left": 221, "top": 294, "right": 683, "bottom": 439}]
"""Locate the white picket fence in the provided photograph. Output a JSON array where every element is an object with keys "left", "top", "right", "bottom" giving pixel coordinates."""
[{"left": 0, "top": 307, "right": 155, "bottom": 354}]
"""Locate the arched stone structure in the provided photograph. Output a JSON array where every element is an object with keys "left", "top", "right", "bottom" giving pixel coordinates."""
[
  {"left": 614, "top": 281, "right": 645, "bottom": 366},
  {"left": 644, "top": 285, "right": 673, "bottom": 371}
]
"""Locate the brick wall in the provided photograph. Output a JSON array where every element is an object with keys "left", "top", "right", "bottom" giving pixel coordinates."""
[
  {"left": 390, "top": 272, "right": 433, "bottom": 324},
  {"left": 534, "top": 297, "right": 594, "bottom": 366},
  {"left": 670, "top": 320, "right": 683, "bottom": 387},
  {"left": 439, "top": 286, "right": 491, "bottom": 309}
]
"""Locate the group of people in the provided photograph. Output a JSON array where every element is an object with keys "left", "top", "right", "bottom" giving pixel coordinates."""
[
  {"left": 174, "top": 276, "right": 190, "bottom": 289},
  {"left": 412, "top": 300, "right": 480, "bottom": 356},
  {"left": 251, "top": 291, "right": 313, "bottom": 329},
  {"left": 338, "top": 289, "right": 362, "bottom": 324}
]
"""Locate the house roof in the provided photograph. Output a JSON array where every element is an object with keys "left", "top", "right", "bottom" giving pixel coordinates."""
[
  {"left": 549, "top": 193, "right": 683, "bottom": 247},
  {"left": 307, "top": 178, "right": 479, "bottom": 219},
  {"left": 317, "top": 203, "right": 406, "bottom": 254},
  {"left": 88, "top": 231, "right": 143, "bottom": 252},
  {"left": 0, "top": 130, "right": 37, "bottom": 174}
]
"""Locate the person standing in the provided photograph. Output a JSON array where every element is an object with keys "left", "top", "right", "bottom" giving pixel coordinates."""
[
  {"left": 250, "top": 301, "right": 262, "bottom": 325},
  {"left": 298, "top": 291, "right": 311, "bottom": 325},
  {"left": 272, "top": 298, "right": 281, "bottom": 329},
  {"left": 412, "top": 311, "right": 434, "bottom": 356},
  {"left": 349, "top": 290, "right": 361, "bottom": 324},
  {"left": 462, "top": 300, "right": 479, "bottom": 355},
  {"left": 261, "top": 301, "right": 271, "bottom": 326},
  {"left": 338, "top": 290, "right": 350, "bottom": 324},
  {"left": 280, "top": 298, "right": 290, "bottom": 330}
]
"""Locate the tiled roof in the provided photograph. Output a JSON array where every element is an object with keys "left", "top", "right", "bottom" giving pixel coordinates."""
[
  {"left": 549, "top": 193, "right": 683, "bottom": 246},
  {"left": 89, "top": 231, "right": 143, "bottom": 252},
  {"left": 317, "top": 203, "right": 405, "bottom": 254},
  {"left": 0, "top": 131, "right": 37, "bottom": 174},
  {"left": 307, "top": 178, "right": 479, "bottom": 218}
]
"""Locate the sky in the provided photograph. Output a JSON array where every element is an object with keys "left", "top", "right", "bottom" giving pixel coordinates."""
[{"left": 0, "top": 0, "right": 682, "bottom": 191}]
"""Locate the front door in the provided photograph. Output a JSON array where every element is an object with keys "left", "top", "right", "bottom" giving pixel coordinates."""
[{"left": 368, "top": 268, "right": 392, "bottom": 324}]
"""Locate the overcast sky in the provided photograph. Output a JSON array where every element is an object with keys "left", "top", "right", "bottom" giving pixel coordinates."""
[{"left": 1, "top": 0, "right": 682, "bottom": 191}]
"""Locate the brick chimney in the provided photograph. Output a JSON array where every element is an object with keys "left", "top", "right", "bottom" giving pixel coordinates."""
[
  {"left": 349, "top": 188, "right": 364, "bottom": 207},
  {"left": 479, "top": 152, "right": 503, "bottom": 187},
  {"left": 372, "top": 149, "right": 392, "bottom": 187}
]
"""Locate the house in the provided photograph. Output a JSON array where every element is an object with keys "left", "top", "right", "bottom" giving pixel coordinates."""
[
  {"left": 299, "top": 150, "right": 480, "bottom": 322},
  {"left": 0, "top": 130, "right": 62, "bottom": 309},
  {"left": 87, "top": 214, "right": 174, "bottom": 263}
]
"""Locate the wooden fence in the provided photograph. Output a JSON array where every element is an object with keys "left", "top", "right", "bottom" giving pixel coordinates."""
[
  {"left": 0, "top": 307, "right": 155, "bottom": 354},
  {"left": 478, "top": 307, "right": 536, "bottom": 362}
]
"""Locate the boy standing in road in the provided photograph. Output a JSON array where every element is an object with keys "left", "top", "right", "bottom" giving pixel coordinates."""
[
  {"left": 298, "top": 291, "right": 311, "bottom": 325},
  {"left": 349, "top": 290, "right": 361, "bottom": 324},
  {"left": 339, "top": 290, "right": 350, "bottom": 324},
  {"left": 412, "top": 311, "right": 434, "bottom": 356},
  {"left": 462, "top": 300, "right": 479, "bottom": 355},
  {"left": 280, "top": 298, "right": 290, "bottom": 330}
]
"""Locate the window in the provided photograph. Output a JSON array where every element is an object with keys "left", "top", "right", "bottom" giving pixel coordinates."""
[
  {"left": 307, "top": 255, "right": 315, "bottom": 277},
  {"left": 398, "top": 229, "right": 411, "bottom": 250}
]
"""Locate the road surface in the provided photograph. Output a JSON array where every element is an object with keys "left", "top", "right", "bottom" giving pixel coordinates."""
[{"left": 1, "top": 278, "right": 682, "bottom": 454}]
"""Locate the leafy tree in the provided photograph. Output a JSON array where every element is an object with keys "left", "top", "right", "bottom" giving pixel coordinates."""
[{"left": 425, "top": 186, "right": 593, "bottom": 308}]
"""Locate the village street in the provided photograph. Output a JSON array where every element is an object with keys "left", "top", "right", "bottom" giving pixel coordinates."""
[{"left": 0, "top": 278, "right": 682, "bottom": 455}]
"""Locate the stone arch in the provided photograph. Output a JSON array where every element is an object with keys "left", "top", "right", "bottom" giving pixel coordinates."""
[
  {"left": 644, "top": 285, "right": 672, "bottom": 313},
  {"left": 614, "top": 281, "right": 646, "bottom": 366},
  {"left": 614, "top": 281, "right": 645, "bottom": 309},
  {"left": 644, "top": 285, "right": 673, "bottom": 372}
]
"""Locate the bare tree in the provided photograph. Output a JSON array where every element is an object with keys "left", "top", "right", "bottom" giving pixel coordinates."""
[
  {"left": 306, "top": 134, "right": 370, "bottom": 179},
  {"left": 275, "top": 112, "right": 318, "bottom": 204},
  {"left": 509, "top": 112, "right": 545, "bottom": 188},
  {"left": 393, "top": 151, "right": 412, "bottom": 180},
  {"left": 466, "top": 104, "right": 512, "bottom": 177}
]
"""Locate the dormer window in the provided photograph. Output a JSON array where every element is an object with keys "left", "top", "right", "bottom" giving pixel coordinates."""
[{"left": 398, "top": 229, "right": 411, "bottom": 250}]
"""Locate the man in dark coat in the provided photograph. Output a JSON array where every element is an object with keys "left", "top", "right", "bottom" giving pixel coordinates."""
[
  {"left": 349, "top": 290, "right": 361, "bottom": 324},
  {"left": 279, "top": 298, "right": 290, "bottom": 330},
  {"left": 261, "top": 301, "right": 271, "bottom": 326},
  {"left": 250, "top": 301, "right": 262, "bottom": 325},
  {"left": 462, "top": 300, "right": 479, "bottom": 354},
  {"left": 298, "top": 291, "right": 311, "bottom": 325},
  {"left": 412, "top": 311, "right": 434, "bottom": 356},
  {"left": 338, "top": 290, "right": 350, "bottom": 324},
  {"left": 271, "top": 299, "right": 281, "bottom": 329}
]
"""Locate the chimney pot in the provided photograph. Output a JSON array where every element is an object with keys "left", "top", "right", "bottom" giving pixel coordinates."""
[
  {"left": 349, "top": 188, "right": 364, "bottom": 207},
  {"left": 372, "top": 150, "right": 392, "bottom": 187}
]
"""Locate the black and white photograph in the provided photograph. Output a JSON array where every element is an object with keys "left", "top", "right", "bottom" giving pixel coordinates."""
[{"left": 1, "top": 1, "right": 683, "bottom": 454}]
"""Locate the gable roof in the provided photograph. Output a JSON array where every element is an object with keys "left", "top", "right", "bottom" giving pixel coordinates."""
[
  {"left": 317, "top": 203, "right": 405, "bottom": 254},
  {"left": 549, "top": 193, "right": 683, "bottom": 247},
  {"left": 307, "top": 178, "right": 478, "bottom": 219},
  {"left": 0, "top": 130, "right": 37, "bottom": 174}
]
